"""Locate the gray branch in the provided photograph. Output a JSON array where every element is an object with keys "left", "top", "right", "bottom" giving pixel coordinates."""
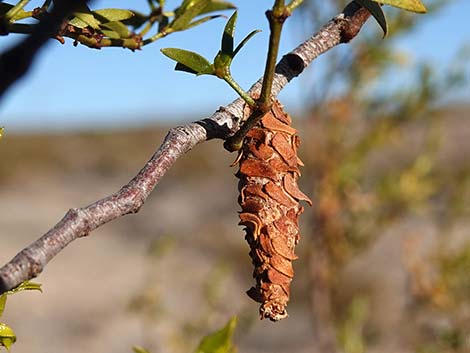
[{"left": 0, "top": 1, "right": 370, "bottom": 294}]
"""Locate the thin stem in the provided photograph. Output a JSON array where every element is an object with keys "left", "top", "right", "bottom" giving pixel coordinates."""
[
  {"left": 223, "top": 74, "right": 256, "bottom": 107},
  {"left": 70, "top": 34, "right": 143, "bottom": 50},
  {"left": 259, "top": 0, "right": 286, "bottom": 106},
  {"left": 286, "top": 0, "right": 304, "bottom": 14},
  {"left": 6, "top": 24, "right": 144, "bottom": 50},
  {"left": 223, "top": 109, "right": 265, "bottom": 151},
  {"left": 5, "top": 0, "right": 31, "bottom": 22},
  {"left": 224, "top": 0, "right": 289, "bottom": 151},
  {"left": 10, "top": 11, "right": 32, "bottom": 21},
  {"left": 142, "top": 30, "right": 167, "bottom": 46},
  {"left": 147, "top": 0, "right": 156, "bottom": 11},
  {"left": 274, "top": 0, "right": 285, "bottom": 9},
  {"left": 139, "top": 18, "right": 156, "bottom": 37}
]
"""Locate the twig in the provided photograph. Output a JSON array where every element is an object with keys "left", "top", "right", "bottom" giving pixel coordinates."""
[
  {"left": 222, "top": 0, "right": 289, "bottom": 152},
  {"left": 0, "top": 0, "right": 91, "bottom": 101},
  {"left": 0, "top": 1, "right": 371, "bottom": 294}
]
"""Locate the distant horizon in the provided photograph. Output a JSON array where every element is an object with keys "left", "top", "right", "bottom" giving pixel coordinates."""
[{"left": 3, "top": 101, "right": 469, "bottom": 135}]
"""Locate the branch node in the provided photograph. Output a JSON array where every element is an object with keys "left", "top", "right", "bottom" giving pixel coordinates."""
[{"left": 281, "top": 53, "right": 305, "bottom": 76}]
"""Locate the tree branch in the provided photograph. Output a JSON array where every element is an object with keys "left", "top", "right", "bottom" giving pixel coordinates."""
[
  {"left": 0, "top": 1, "right": 370, "bottom": 294},
  {"left": 0, "top": 0, "right": 91, "bottom": 101}
]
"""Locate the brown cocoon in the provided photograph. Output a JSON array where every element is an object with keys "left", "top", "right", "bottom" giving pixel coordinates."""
[{"left": 236, "top": 99, "right": 311, "bottom": 321}]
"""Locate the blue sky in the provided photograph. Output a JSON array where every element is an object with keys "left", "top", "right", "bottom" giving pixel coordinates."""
[{"left": 0, "top": 0, "right": 469, "bottom": 132}]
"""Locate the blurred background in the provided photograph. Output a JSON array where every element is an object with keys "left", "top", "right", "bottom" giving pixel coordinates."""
[{"left": 0, "top": 0, "right": 469, "bottom": 353}]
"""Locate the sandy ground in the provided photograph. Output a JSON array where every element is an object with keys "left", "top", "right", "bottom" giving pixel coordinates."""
[{"left": 0, "top": 119, "right": 468, "bottom": 353}]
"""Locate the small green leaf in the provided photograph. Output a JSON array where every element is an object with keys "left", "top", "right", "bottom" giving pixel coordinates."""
[
  {"left": 101, "top": 21, "right": 131, "bottom": 38},
  {"left": 233, "top": 29, "right": 261, "bottom": 58},
  {"left": 73, "top": 11, "right": 102, "bottom": 29},
  {"left": 99, "top": 29, "right": 120, "bottom": 39},
  {"left": 7, "top": 281, "right": 42, "bottom": 295},
  {"left": 93, "top": 9, "right": 135, "bottom": 22},
  {"left": 171, "top": 0, "right": 210, "bottom": 31},
  {"left": 132, "top": 346, "right": 151, "bottom": 353},
  {"left": 0, "top": 296, "right": 6, "bottom": 318},
  {"left": 374, "top": 0, "right": 426, "bottom": 13},
  {"left": 122, "top": 11, "right": 148, "bottom": 29},
  {"left": 195, "top": 316, "right": 237, "bottom": 353},
  {"left": 0, "top": 281, "right": 42, "bottom": 318},
  {"left": 3, "top": 2, "right": 29, "bottom": 22},
  {"left": 356, "top": 0, "right": 388, "bottom": 36},
  {"left": 200, "top": 1, "right": 236, "bottom": 15},
  {"left": 213, "top": 51, "right": 232, "bottom": 75},
  {"left": 161, "top": 48, "right": 214, "bottom": 75},
  {"left": 0, "top": 127, "right": 4, "bottom": 140},
  {"left": 0, "top": 323, "right": 16, "bottom": 351},
  {"left": 174, "top": 62, "right": 199, "bottom": 74},
  {"left": 185, "top": 14, "right": 223, "bottom": 30},
  {"left": 174, "top": 0, "right": 196, "bottom": 16},
  {"left": 68, "top": 16, "right": 89, "bottom": 29},
  {"left": 221, "top": 11, "right": 237, "bottom": 55}
]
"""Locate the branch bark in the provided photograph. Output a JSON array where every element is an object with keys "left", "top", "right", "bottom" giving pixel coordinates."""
[{"left": 0, "top": 1, "right": 370, "bottom": 294}]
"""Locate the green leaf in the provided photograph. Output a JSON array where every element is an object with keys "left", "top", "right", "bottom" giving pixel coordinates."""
[
  {"left": 0, "top": 127, "right": 4, "bottom": 140},
  {"left": 68, "top": 16, "right": 90, "bottom": 29},
  {"left": 200, "top": 1, "right": 236, "bottom": 16},
  {"left": 161, "top": 48, "right": 214, "bottom": 75},
  {"left": 93, "top": 9, "right": 135, "bottom": 22},
  {"left": 73, "top": 11, "right": 102, "bottom": 29},
  {"left": 174, "top": 63, "right": 200, "bottom": 74},
  {"left": 233, "top": 29, "right": 261, "bottom": 58},
  {"left": 356, "top": 0, "right": 388, "bottom": 36},
  {"left": 185, "top": 14, "right": 223, "bottom": 30},
  {"left": 374, "top": 0, "right": 426, "bottom": 13},
  {"left": 132, "top": 346, "right": 151, "bottom": 353},
  {"left": 99, "top": 29, "right": 121, "bottom": 39},
  {"left": 6, "top": 281, "right": 42, "bottom": 295},
  {"left": 0, "top": 281, "right": 41, "bottom": 319},
  {"left": 174, "top": 0, "right": 196, "bottom": 16},
  {"left": 195, "top": 316, "right": 237, "bottom": 353},
  {"left": 101, "top": 21, "right": 131, "bottom": 38},
  {"left": 0, "top": 323, "right": 16, "bottom": 351},
  {"left": 221, "top": 11, "right": 237, "bottom": 55},
  {"left": 0, "top": 296, "right": 6, "bottom": 318},
  {"left": 122, "top": 11, "right": 148, "bottom": 29},
  {"left": 213, "top": 51, "right": 232, "bottom": 73},
  {"left": 3, "top": 1, "right": 29, "bottom": 22},
  {"left": 171, "top": 0, "right": 210, "bottom": 31}
]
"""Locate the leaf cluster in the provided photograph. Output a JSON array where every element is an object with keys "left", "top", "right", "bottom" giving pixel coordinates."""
[
  {"left": 0, "top": 0, "right": 235, "bottom": 49},
  {"left": 161, "top": 12, "right": 259, "bottom": 77},
  {"left": 161, "top": 11, "right": 260, "bottom": 105},
  {"left": 0, "top": 281, "right": 41, "bottom": 351}
]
